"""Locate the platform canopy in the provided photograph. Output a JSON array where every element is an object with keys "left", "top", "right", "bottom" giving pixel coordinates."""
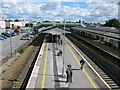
[{"left": 42, "top": 27, "right": 71, "bottom": 35}]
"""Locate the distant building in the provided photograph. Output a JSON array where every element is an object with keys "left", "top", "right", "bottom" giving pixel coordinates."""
[
  {"left": 5, "top": 21, "right": 29, "bottom": 29},
  {"left": 10, "top": 21, "right": 23, "bottom": 28},
  {"left": 21, "top": 21, "right": 29, "bottom": 27},
  {"left": 5, "top": 21, "right": 10, "bottom": 29},
  {"left": 0, "top": 20, "right": 6, "bottom": 29},
  {"left": 0, "top": 20, "right": 30, "bottom": 33},
  {"left": 0, "top": 20, "right": 29, "bottom": 29},
  {"left": 32, "top": 22, "right": 37, "bottom": 26}
]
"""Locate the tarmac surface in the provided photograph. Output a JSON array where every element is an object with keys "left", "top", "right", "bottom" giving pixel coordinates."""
[
  {"left": 0, "top": 33, "right": 28, "bottom": 60},
  {"left": 26, "top": 36, "right": 108, "bottom": 89}
]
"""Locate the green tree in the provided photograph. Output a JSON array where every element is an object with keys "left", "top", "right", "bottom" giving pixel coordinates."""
[
  {"left": 25, "top": 23, "right": 29, "bottom": 27},
  {"left": 15, "top": 19, "right": 19, "bottom": 22},
  {"left": 37, "top": 22, "right": 41, "bottom": 25},
  {"left": 43, "top": 20, "right": 51, "bottom": 22},
  {"left": 25, "top": 23, "right": 33, "bottom": 27},
  {"left": 30, "top": 23, "right": 33, "bottom": 27},
  {"left": 9, "top": 20, "right": 12, "bottom": 21},
  {"left": 104, "top": 19, "right": 120, "bottom": 28},
  {"left": 14, "top": 28, "right": 19, "bottom": 32},
  {"left": 17, "top": 26, "right": 20, "bottom": 29}
]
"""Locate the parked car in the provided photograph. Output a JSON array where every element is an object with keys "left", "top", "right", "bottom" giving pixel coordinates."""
[
  {"left": 20, "top": 30, "right": 25, "bottom": 33},
  {"left": 25, "top": 33, "right": 34, "bottom": 38},
  {"left": 0, "top": 35, "right": 8, "bottom": 39},
  {"left": 10, "top": 33, "right": 15, "bottom": 37},
  {"left": 15, "top": 32, "right": 19, "bottom": 35},
  {"left": 5, "top": 29, "right": 11, "bottom": 33},
  {"left": 21, "top": 35, "right": 30, "bottom": 40},
  {"left": 1, "top": 33, "right": 11, "bottom": 37},
  {"left": 0, "top": 36, "right": 4, "bottom": 40},
  {"left": 11, "top": 32, "right": 17, "bottom": 36}
]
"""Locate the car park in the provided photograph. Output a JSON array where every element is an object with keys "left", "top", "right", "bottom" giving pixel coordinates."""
[
  {"left": 1, "top": 33, "right": 11, "bottom": 37},
  {"left": 0, "top": 35, "right": 8, "bottom": 39}
]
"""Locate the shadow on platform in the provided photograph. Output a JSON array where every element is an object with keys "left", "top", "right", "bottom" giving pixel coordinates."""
[{"left": 54, "top": 80, "right": 66, "bottom": 83}]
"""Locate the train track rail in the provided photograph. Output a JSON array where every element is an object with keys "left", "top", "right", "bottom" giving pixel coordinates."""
[
  {"left": 20, "top": 33, "right": 46, "bottom": 89},
  {"left": 4, "top": 33, "right": 46, "bottom": 89},
  {"left": 66, "top": 34, "right": 120, "bottom": 89}
]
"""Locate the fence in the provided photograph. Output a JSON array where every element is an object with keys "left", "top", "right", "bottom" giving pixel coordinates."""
[{"left": 1, "top": 33, "right": 39, "bottom": 66}]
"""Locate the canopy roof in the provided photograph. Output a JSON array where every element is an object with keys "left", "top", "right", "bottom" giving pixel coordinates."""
[{"left": 43, "top": 27, "right": 71, "bottom": 35}]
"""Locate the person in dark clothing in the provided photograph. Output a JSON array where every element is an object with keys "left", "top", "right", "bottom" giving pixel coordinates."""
[
  {"left": 80, "top": 59, "right": 85, "bottom": 70},
  {"left": 66, "top": 65, "right": 73, "bottom": 83},
  {"left": 59, "top": 50, "right": 62, "bottom": 56},
  {"left": 57, "top": 50, "right": 62, "bottom": 56},
  {"left": 60, "top": 39, "right": 62, "bottom": 45}
]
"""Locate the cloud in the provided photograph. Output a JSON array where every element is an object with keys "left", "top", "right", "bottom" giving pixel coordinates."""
[
  {"left": 2, "top": 3, "right": 12, "bottom": 8},
  {"left": 40, "top": 3, "right": 60, "bottom": 10},
  {"left": 0, "top": 0, "right": 120, "bottom": 3},
  {"left": 84, "top": 0, "right": 118, "bottom": 23},
  {"left": 0, "top": 0, "right": 119, "bottom": 23}
]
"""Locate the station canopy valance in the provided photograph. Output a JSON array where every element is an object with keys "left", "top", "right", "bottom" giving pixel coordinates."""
[{"left": 43, "top": 27, "right": 71, "bottom": 35}]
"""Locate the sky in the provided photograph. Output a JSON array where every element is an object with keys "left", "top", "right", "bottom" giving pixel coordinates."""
[{"left": 0, "top": 0, "right": 119, "bottom": 24}]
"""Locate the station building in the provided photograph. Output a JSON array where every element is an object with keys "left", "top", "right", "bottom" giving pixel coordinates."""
[{"left": 0, "top": 20, "right": 6, "bottom": 29}]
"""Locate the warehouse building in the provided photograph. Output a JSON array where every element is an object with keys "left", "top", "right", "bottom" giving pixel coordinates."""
[{"left": 0, "top": 20, "right": 6, "bottom": 29}]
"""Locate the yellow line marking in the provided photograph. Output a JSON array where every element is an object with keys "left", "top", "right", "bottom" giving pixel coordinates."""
[
  {"left": 13, "top": 81, "right": 23, "bottom": 84},
  {"left": 41, "top": 43, "right": 48, "bottom": 89},
  {"left": 62, "top": 37, "right": 97, "bottom": 89}
]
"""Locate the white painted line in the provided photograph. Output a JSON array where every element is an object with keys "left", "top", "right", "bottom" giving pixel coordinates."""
[
  {"left": 26, "top": 43, "right": 45, "bottom": 88},
  {"left": 65, "top": 36, "right": 111, "bottom": 89},
  {"left": 0, "top": 40, "right": 2, "bottom": 89},
  {"left": 58, "top": 72, "right": 68, "bottom": 88}
]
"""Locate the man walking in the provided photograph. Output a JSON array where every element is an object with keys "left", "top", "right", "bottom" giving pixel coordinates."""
[
  {"left": 60, "top": 39, "right": 62, "bottom": 45},
  {"left": 80, "top": 59, "right": 85, "bottom": 70},
  {"left": 66, "top": 64, "right": 73, "bottom": 83}
]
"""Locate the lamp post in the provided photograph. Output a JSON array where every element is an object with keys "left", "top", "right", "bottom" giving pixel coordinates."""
[
  {"left": 10, "top": 32, "right": 12, "bottom": 58},
  {"left": 62, "top": 20, "right": 65, "bottom": 77},
  {"left": 118, "top": 1, "right": 120, "bottom": 21}
]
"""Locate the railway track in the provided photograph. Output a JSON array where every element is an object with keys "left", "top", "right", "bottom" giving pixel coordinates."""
[
  {"left": 66, "top": 34, "right": 120, "bottom": 89},
  {"left": 3, "top": 33, "right": 46, "bottom": 89},
  {"left": 20, "top": 33, "right": 46, "bottom": 89}
]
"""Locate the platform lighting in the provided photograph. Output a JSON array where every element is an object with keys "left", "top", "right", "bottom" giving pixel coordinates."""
[
  {"left": 62, "top": 20, "right": 65, "bottom": 77},
  {"left": 10, "top": 31, "right": 12, "bottom": 58}
]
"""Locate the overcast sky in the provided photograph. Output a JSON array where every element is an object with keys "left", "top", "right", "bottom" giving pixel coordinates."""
[{"left": 0, "top": 0, "right": 119, "bottom": 24}]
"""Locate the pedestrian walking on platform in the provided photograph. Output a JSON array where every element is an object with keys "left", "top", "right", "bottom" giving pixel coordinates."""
[
  {"left": 61, "top": 39, "right": 62, "bottom": 45},
  {"left": 59, "top": 50, "right": 62, "bottom": 56},
  {"left": 80, "top": 59, "right": 85, "bottom": 70},
  {"left": 57, "top": 50, "right": 62, "bottom": 56},
  {"left": 66, "top": 64, "right": 73, "bottom": 83}
]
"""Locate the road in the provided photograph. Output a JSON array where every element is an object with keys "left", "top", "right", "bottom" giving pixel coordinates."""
[{"left": 0, "top": 33, "right": 29, "bottom": 60}]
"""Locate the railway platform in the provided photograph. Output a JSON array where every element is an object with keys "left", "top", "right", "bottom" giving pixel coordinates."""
[
  {"left": 26, "top": 36, "right": 109, "bottom": 89},
  {"left": 74, "top": 34, "right": 120, "bottom": 59}
]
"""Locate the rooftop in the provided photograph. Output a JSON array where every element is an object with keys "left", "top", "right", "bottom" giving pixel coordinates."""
[{"left": 43, "top": 27, "right": 71, "bottom": 35}]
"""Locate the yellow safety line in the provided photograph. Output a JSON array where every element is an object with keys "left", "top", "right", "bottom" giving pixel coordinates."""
[
  {"left": 41, "top": 43, "right": 48, "bottom": 89},
  {"left": 13, "top": 81, "right": 23, "bottom": 84},
  {"left": 63, "top": 37, "right": 97, "bottom": 89}
]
